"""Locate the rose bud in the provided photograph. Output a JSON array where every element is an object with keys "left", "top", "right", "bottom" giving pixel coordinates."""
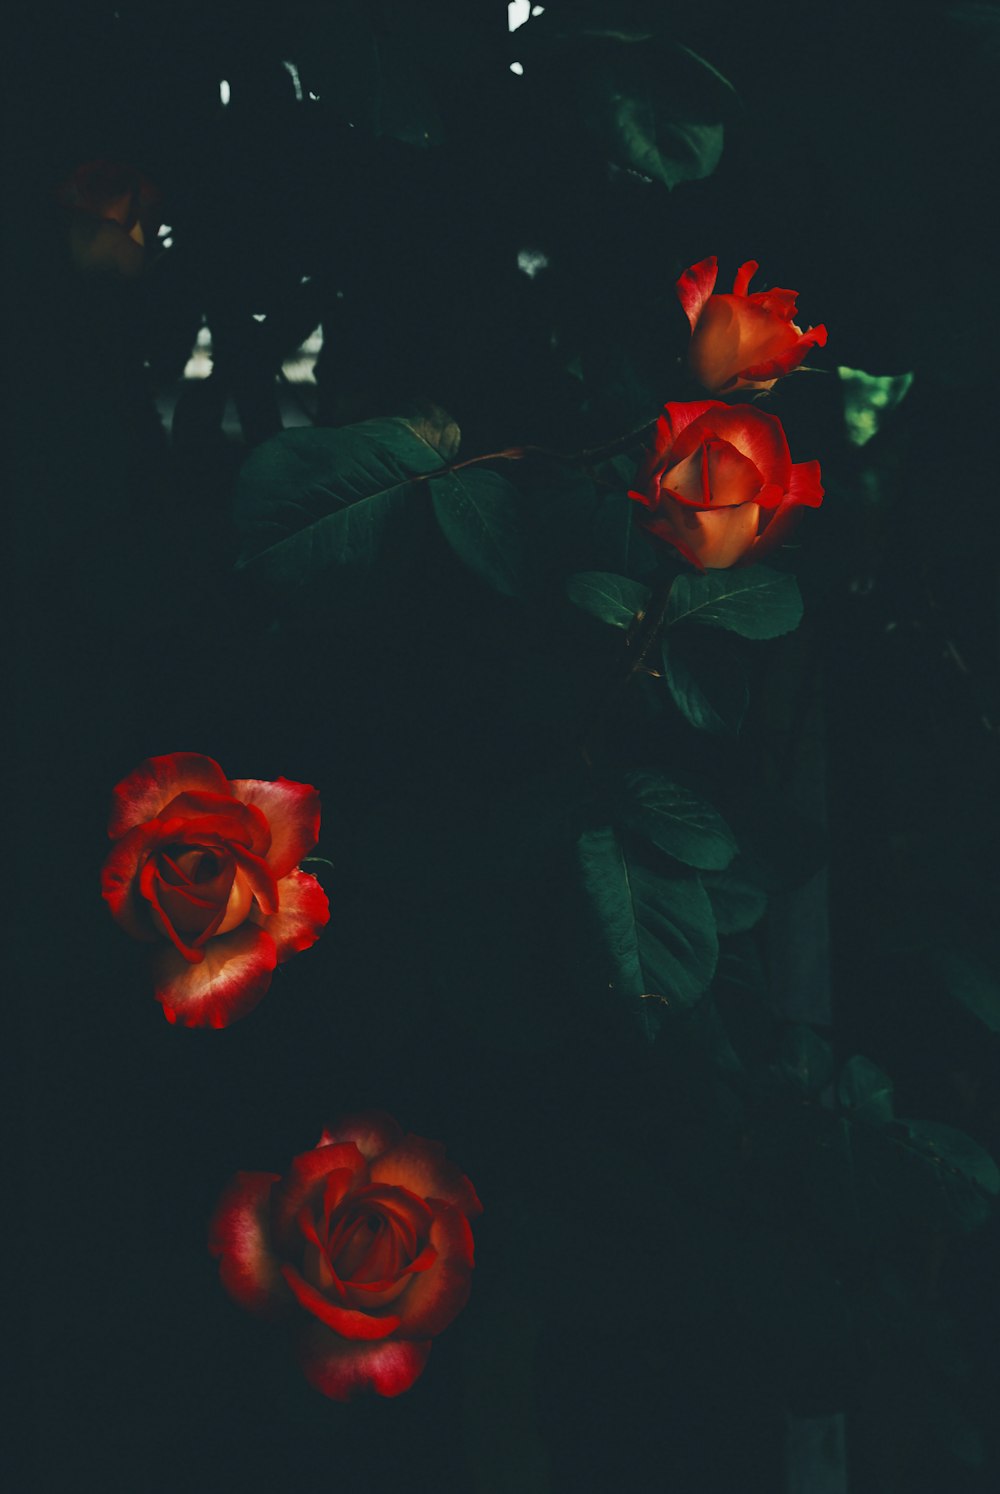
[
  {"left": 209, "top": 1113, "right": 482, "bottom": 1401},
  {"left": 677, "top": 256, "right": 827, "bottom": 393},
  {"left": 628, "top": 401, "right": 823, "bottom": 569},
  {"left": 101, "top": 753, "right": 330, "bottom": 1027},
  {"left": 55, "top": 159, "right": 161, "bottom": 277}
]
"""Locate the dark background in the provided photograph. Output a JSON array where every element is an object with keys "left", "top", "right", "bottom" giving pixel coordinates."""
[{"left": 11, "top": 2, "right": 1000, "bottom": 1490}]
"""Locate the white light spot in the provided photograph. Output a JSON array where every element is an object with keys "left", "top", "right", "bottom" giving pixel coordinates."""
[
  {"left": 161, "top": 236, "right": 173, "bottom": 248},
  {"left": 509, "top": 61, "right": 524, "bottom": 75},
  {"left": 157, "top": 223, "right": 173, "bottom": 239},
  {"left": 282, "top": 60, "right": 303, "bottom": 102},
  {"left": 184, "top": 322, "right": 213, "bottom": 379},
  {"left": 300, "top": 274, "right": 313, "bottom": 286},
  {"left": 508, "top": 0, "right": 531, "bottom": 30},
  {"left": 531, "top": 4, "right": 545, "bottom": 13},
  {"left": 335, "top": 290, "right": 345, "bottom": 300},
  {"left": 517, "top": 248, "right": 549, "bottom": 278},
  {"left": 308, "top": 91, "right": 320, "bottom": 101},
  {"left": 219, "top": 79, "right": 231, "bottom": 106},
  {"left": 252, "top": 313, "right": 267, "bottom": 323},
  {"left": 282, "top": 324, "right": 323, "bottom": 384}
]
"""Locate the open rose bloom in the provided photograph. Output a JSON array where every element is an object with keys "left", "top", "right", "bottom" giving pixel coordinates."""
[
  {"left": 678, "top": 256, "right": 827, "bottom": 393},
  {"left": 209, "top": 1113, "right": 482, "bottom": 1400},
  {"left": 101, "top": 753, "right": 329, "bottom": 1027},
  {"left": 629, "top": 401, "right": 824, "bottom": 569},
  {"left": 56, "top": 158, "right": 161, "bottom": 277}
]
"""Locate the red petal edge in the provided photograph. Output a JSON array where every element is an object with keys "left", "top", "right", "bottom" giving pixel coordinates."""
[
  {"left": 108, "top": 753, "right": 231, "bottom": 838},
  {"left": 297, "top": 1324, "right": 432, "bottom": 1401},
  {"left": 208, "top": 1171, "right": 289, "bottom": 1317},
  {"left": 152, "top": 925, "right": 278, "bottom": 1028}
]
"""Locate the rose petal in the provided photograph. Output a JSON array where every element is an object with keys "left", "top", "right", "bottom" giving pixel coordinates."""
[
  {"left": 732, "top": 259, "right": 759, "bottom": 297},
  {"left": 787, "top": 459, "right": 825, "bottom": 510},
  {"left": 151, "top": 925, "right": 277, "bottom": 1028},
  {"left": 229, "top": 779, "right": 322, "bottom": 879},
  {"left": 738, "top": 323, "right": 827, "bottom": 384},
  {"left": 342, "top": 1243, "right": 438, "bottom": 1311},
  {"left": 641, "top": 494, "right": 762, "bottom": 571},
  {"left": 159, "top": 794, "right": 272, "bottom": 855},
  {"left": 297, "top": 1324, "right": 431, "bottom": 1401},
  {"left": 370, "top": 1136, "right": 483, "bottom": 1219},
  {"left": 271, "top": 1144, "right": 369, "bottom": 1248},
  {"left": 394, "top": 1200, "right": 476, "bottom": 1339},
  {"left": 253, "top": 869, "right": 330, "bottom": 962},
  {"left": 319, "top": 1111, "right": 405, "bottom": 1161},
  {"left": 282, "top": 1264, "right": 402, "bottom": 1340},
  {"left": 107, "top": 754, "right": 231, "bottom": 838},
  {"left": 208, "top": 1171, "right": 290, "bottom": 1317},
  {"left": 675, "top": 256, "right": 718, "bottom": 331},
  {"left": 101, "top": 824, "right": 159, "bottom": 941},
  {"left": 698, "top": 406, "right": 791, "bottom": 488}
]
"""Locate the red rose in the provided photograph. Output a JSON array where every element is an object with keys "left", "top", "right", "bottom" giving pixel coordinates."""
[
  {"left": 55, "top": 158, "right": 161, "bottom": 277},
  {"left": 209, "top": 1112, "right": 482, "bottom": 1401},
  {"left": 677, "top": 256, "right": 827, "bottom": 393},
  {"left": 628, "top": 401, "right": 824, "bottom": 569},
  {"left": 101, "top": 752, "right": 329, "bottom": 1028}
]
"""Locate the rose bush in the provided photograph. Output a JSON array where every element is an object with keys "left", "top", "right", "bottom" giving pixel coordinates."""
[
  {"left": 628, "top": 401, "right": 824, "bottom": 569},
  {"left": 55, "top": 158, "right": 161, "bottom": 276},
  {"left": 677, "top": 256, "right": 827, "bottom": 393},
  {"left": 209, "top": 1112, "right": 482, "bottom": 1400},
  {"left": 101, "top": 752, "right": 329, "bottom": 1027}
]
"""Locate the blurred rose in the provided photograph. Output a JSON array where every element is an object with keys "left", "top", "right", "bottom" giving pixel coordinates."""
[
  {"left": 56, "top": 159, "right": 161, "bottom": 276},
  {"left": 101, "top": 752, "right": 329, "bottom": 1027},
  {"left": 210, "top": 1113, "right": 482, "bottom": 1400},
  {"left": 629, "top": 401, "right": 823, "bottom": 569},
  {"left": 677, "top": 256, "right": 827, "bottom": 393}
]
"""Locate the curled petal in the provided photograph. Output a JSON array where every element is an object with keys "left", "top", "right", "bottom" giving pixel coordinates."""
[
  {"left": 297, "top": 1324, "right": 431, "bottom": 1401},
  {"left": 254, "top": 870, "right": 330, "bottom": 963},
  {"left": 107, "top": 753, "right": 230, "bottom": 837},
  {"left": 159, "top": 794, "right": 271, "bottom": 855},
  {"left": 394, "top": 1201, "right": 476, "bottom": 1339},
  {"left": 208, "top": 1172, "right": 289, "bottom": 1317},
  {"left": 319, "top": 1111, "right": 405, "bottom": 1161},
  {"left": 732, "top": 259, "right": 759, "bottom": 296},
  {"left": 370, "top": 1136, "right": 483, "bottom": 1219},
  {"left": 101, "top": 825, "right": 159, "bottom": 940},
  {"left": 282, "top": 1265, "right": 402, "bottom": 1340},
  {"left": 676, "top": 256, "right": 718, "bottom": 331},
  {"left": 229, "top": 779, "right": 322, "bottom": 879},
  {"left": 271, "top": 1144, "right": 368, "bottom": 1249},
  {"left": 151, "top": 925, "right": 277, "bottom": 1028}
]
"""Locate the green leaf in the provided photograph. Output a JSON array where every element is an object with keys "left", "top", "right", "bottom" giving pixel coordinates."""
[
  {"left": 430, "top": 467, "right": 528, "bottom": 598},
  {"left": 565, "top": 571, "right": 651, "bottom": 629},
  {"left": 838, "top": 365, "right": 914, "bottom": 447},
  {"left": 603, "top": 91, "right": 722, "bottom": 189},
  {"left": 934, "top": 948, "right": 1000, "bottom": 1035},
  {"left": 577, "top": 827, "right": 718, "bottom": 1039},
  {"left": 898, "top": 1120, "right": 1000, "bottom": 1206},
  {"left": 662, "top": 628, "right": 749, "bottom": 734},
  {"left": 666, "top": 565, "right": 803, "bottom": 640},
  {"left": 701, "top": 863, "right": 767, "bottom": 934},
  {"left": 837, "top": 1055, "right": 894, "bottom": 1124},
  {"left": 233, "top": 417, "right": 443, "bottom": 606},
  {"left": 619, "top": 770, "right": 737, "bottom": 871}
]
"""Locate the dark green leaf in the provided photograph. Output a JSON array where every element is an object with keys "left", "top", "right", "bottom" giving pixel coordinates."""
[
  {"left": 430, "top": 468, "right": 528, "bottom": 597},
  {"left": 702, "top": 863, "right": 767, "bottom": 934},
  {"left": 666, "top": 565, "right": 803, "bottom": 640},
  {"left": 837, "top": 1055, "right": 894, "bottom": 1124},
  {"left": 935, "top": 948, "right": 1000, "bottom": 1035},
  {"left": 619, "top": 769, "right": 737, "bottom": 871},
  {"left": 577, "top": 827, "right": 718, "bottom": 1039},
  {"left": 565, "top": 570, "right": 651, "bottom": 629},
  {"left": 663, "top": 628, "right": 749, "bottom": 735},
  {"left": 234, "top": 417, "right": 443, "bottom": 606}
]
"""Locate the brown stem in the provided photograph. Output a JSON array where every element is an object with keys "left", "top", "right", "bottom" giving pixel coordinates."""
[{"left": 408, "top": 417, "right": 657, "bottom": 487}]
